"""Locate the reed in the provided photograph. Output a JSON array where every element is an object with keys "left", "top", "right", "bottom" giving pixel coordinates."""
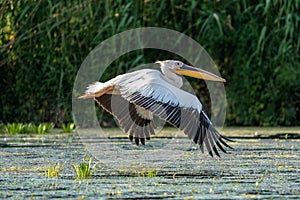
[{"left": 0, "top": 1, "right": 299, "bottom": 126}]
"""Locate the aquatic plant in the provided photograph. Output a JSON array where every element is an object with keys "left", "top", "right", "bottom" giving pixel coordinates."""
[
  {"left": 45, "top": 163, "right": 60, "bottom": 177},
  {"left": 61, "top": 123, "right": 75, "bottom": 133},
  {"left": 4, "top": 123, "right": 54, "bottom": 134},
  {"left": 73, "top": 156, "right": 93, "bottom": 179},
  {"left": 31, "top": 123, "right": 54, "bottom": 134},
  {"left": 139, "top": 167, "right": 158, "bottom": 177},
  {"left": 39, "top": 123, "right": 54, "bottom": 133},
  {"left": 4, "top": 123, "right": 26, "bottom": 134}
]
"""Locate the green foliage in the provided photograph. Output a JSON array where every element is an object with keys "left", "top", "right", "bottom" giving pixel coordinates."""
[
  {"left": 73, "top": 156, "right": 93, "bottom": 179},
  {"left": 139, "top": 167, "right": 158, "bottom": 177},
  {"left": 3, "top": 123, "right": 54, "bottom": 134},
  {"left": 32, "top": 123, "right": 55, "bottom": 134},
  {"left": 224, "top": 1, "right": 300, "bottom": 125},
  {"left": 61, "top": 123, "right": 75, "bottom": 133},
  {"left": 4, "top": 123, "right": 26, "bottom": 134},
  {"left": 44, "top": 163, "right": 61, "bottom": 178},
  {"left": 0, "top": 123, "right": 4, "bottom": 133},
  {"left": 0, "top": 0, "right": 299, "bottom": 126}
]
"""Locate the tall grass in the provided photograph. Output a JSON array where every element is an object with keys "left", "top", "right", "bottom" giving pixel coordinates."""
[{"left": 0, "top": 0, "right": 299, "bottom": 126}]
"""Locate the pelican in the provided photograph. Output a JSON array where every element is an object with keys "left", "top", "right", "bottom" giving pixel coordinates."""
[{"left": 79, "top": 60, "right": 233, "bottom": 157}]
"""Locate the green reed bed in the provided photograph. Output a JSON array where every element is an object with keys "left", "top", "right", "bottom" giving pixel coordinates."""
[{"left": 1, "top": 1, "right": 299, "bottom": 126}]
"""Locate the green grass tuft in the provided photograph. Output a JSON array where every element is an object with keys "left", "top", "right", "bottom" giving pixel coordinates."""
[
  {"left": 31, "top": 123, "right": 54, "bottom": 134},
  {"left": 4, "top": 123, "right": 54, "bottom": 134},
  {"left": 73, "top": 156, "right": 93, "bottom": 179},
  {"left": 139, "top": 167, "right": 158, "bottom": 177},
  {"left": 4, "top": 123, "right": 26, "bottom": 134},
  {"left": 61, "top": 123, "right": 75, "bottom": 133},
  {"left": 45, "top": 163, "right": 61, "bottom": 177}
]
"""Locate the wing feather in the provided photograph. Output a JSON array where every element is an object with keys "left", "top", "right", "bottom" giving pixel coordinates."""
[
  {"left": 115, "top": 69, "right": 232, "bottom": 157},
  {"left": 94, "top": 94, "right": 156, "bottom": 145},
  {"left": 84, "top": 69, "right": 232, "bottom": 156}
]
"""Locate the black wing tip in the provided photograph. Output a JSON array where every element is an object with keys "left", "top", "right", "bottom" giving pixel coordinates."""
[
  {"left": 134, "top": 137, "right": 139, "bottom": 145},
  {"left": 129, "top": 135, "right": 133, "bottom": 142},
  {"left": 221, "top": 135, "right": 235, "bottom": 143},
  {"left": 129, "top": 136, "right": 147, "bottom": 145},
  {"left": 213, "top": 138, "right": 234, "bottom": 156},
  {"left": 198, "top": 135, "right": 233, "bottom": 157},
  {"left": 215, "top": 141, "right": 227, "bottom": 154},
  {"left": 193, "top": 137, "right": 198, "bottom": 144},
  {"left": 212, "top": 146, "right": 220, "bottom": 157},
  {"left": 219, "top": 137, "right": 234, "bottom": 149}
]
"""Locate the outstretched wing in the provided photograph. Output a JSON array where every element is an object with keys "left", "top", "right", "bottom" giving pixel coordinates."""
[
  {"left": 80, "top": 69, "right": 232, "bottom": 157},
  {"left": 94, "top": 93, "right": 157, "bottom": 145},
  {"left": 79, "top": 74, "right": 158, "bottom": 145},
  {"left": 114, "top": 69, "right": 232, "bottom": 157}
]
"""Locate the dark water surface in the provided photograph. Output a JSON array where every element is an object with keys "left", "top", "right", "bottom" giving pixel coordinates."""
[{"left": 0, "top": 130, "right": 299, "bottom": 199}]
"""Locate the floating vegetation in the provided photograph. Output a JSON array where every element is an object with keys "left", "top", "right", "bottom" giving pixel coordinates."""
[
  {"left": 139, "top": 167, "right": 158, "bottom": 177},
  {"left": 73, "top": 156, "right": 93, "bottom": 179},
  {"left": 1, "top": 127, "right": 300, "bottom": 199},
  {"left": 3, "top": 123, "right": 54, "bottom": 134},
  {"left": 61, "top": 123, "right": 75, "bottom": 133},
  {"left": 44, "top": 163, "right": 61, "bottom": 178}
]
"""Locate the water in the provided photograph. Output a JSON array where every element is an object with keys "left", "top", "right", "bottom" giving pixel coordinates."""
[{"left": 0, "top": 132, "right": 299, "bottom": 199}]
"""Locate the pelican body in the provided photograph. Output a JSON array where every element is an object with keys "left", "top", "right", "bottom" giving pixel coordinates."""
[{"left": 79, "top": 60, "right": 232, "bottom": 157}]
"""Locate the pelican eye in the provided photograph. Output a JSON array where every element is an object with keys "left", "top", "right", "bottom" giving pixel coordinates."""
[{"left": 175, "top": 62, "right": 180, "bottom": 66}]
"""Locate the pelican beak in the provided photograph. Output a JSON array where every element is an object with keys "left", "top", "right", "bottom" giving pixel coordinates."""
[{"left": 176, "top": 64, "right": 226, "bottom": 82}]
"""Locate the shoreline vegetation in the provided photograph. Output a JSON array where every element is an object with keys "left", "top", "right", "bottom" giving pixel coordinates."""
[
  {"left": 0, "top": 122, "right": 75, "bottom": 134},
  {"left": 1, "top": 1, "right": 299, "bottom": 126},
  {"left": 1, "top": 124, "right": 299, "bottom": 139}
]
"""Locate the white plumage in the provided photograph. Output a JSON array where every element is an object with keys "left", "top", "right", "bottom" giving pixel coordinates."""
[
  {"left": 79, "top": 60, "right": 232, "bottom": 157},
  {"left": 117, "top": 69, "right": 202, "bottom": 111}
]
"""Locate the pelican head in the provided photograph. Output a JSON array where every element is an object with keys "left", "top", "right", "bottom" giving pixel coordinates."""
[{"left": 156, "top": 60, "right": 226, "bottom": 82}]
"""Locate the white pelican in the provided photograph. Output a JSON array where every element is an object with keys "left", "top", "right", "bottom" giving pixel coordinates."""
[{"left": 79, "top": 60, "right": 233, "bottom": 157}]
